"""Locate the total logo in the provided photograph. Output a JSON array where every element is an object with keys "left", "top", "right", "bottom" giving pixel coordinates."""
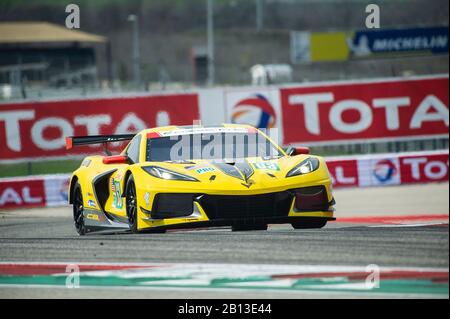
[
  {"left": 0, "top": 181, "right": 44, "bottom": 209},
  {"left": 371, "top": 158, "right": 400, "bottom": 185},
  {"left": 231, "top": 94, "right": 277, "bottom": 129},
  {"left": 59, "top": 179, "right": 69, "bottom": 202}
]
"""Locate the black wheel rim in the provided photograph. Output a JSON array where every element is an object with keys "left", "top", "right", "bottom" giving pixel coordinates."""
[
  {"left": 73, "top": 188, "right": 84, "bottom": 234},
  {"left": 126, "top": 182, "right": 137, "bottom": 227}
]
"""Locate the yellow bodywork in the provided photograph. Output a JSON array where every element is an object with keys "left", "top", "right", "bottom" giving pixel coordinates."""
[{"left": 69, "top": 124, "right": 335, "bottom": 232}]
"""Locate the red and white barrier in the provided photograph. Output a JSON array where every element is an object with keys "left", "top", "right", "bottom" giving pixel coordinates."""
[
  {"left": 327, "top": 150, "right": 449, "bottom": 188},
  {"left": 0, "top": 174, "right": 69, "bottom": 210},
  {"left": 0, "top": 150, "right": 447, "bottom": 210}
]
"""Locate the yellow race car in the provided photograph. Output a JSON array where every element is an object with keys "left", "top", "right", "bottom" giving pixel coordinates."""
[{"left": 66, "top": 124, "right": 335, "bottom": 235}]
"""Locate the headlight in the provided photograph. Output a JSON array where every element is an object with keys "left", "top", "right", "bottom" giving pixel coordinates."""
[
  {"left": 286, "top": 157, "right": 320, "bottom": 177},
  {"left": 142, "top": 166, "right": 199, "bottom": 181}
]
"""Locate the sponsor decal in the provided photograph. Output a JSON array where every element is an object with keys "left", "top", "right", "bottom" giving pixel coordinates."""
[
  {"left": 158, "top": 127, "right": 252, "bottom": 138},
  {"left": 253, "top": 162, "right": 280, "bottom": 171},
  {"left": 195, "top": 167, "right": 215, "bottom": 174},
  {"left": 86, "top": 213, "right": 99, "bottom": 221},
  {"left": 185, "top": 165, "right": 216, "bottom": 175},
  {"left": 111, "top": 179, "right": 123, "bottom": 209},
  {"left": 231, "top": 94, "right": 277, "bottom": 129},
  {"left": 185, "top": 164, "right": 215, "bottom": 173},
  {"left": 144, "top": 192, "right": 151, "bottom": 207},
  {"left": 87, "top": 199, "right": 97, "bottom": 208},
  {"left": 81, "top": 159, "right": 91, "bottom": 167}
]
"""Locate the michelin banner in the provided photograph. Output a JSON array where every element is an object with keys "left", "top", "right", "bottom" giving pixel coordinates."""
[{"left": 291, "top": 26, "right": 449, "bottom": 63}]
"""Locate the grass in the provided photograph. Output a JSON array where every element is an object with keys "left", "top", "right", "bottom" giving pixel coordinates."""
[{"left": 0, "top": 159, "right": 82, "bottom": 178}]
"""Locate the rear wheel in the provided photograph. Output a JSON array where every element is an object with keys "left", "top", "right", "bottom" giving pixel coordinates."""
[
  {"left": 72, "top": 183, "right": 86, "bottom": 236},
  {"left": 125, "top": 176, "right": 139, "bottom": 233},
  {"left": 232, "top": 223, "right": 268, "bottom": 231},
  {"left": 291, "top": 220, "right": 327, "bottom": 229}
]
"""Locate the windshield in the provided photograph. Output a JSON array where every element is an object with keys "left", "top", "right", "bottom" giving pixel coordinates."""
[{"left": 146, "top": 132, "right": 283, "bottom": 162}]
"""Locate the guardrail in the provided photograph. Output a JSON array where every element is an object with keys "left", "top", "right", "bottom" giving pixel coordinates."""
[{"left": 0, "top": 150, "right": 447, "bottom": 210}]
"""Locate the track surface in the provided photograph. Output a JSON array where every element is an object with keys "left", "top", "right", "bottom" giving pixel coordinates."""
[
  {"left": 0, "top": 183, "right": 448, "bottom": 298},
  {"left": 0, "top": 215, "right": 448, "bottom": 267}
]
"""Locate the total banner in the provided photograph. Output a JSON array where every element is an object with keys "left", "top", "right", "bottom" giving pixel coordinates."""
[
  {"left": 326, "top": 150, "right": 449, "bottom": 188},
  {"left": 0, "top": 75, "right": 448, "bottom": 162},
  {"left": 0, "top": 94, "right": 199, "bottom": 161},
  {"left": 225, "top": 75, "right": 449, "bottom": 146},
  {"left": 0, "top": 151, "right": 447, "bottom": 210}
]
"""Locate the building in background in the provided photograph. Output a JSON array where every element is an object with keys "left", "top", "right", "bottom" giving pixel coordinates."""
[
  {"left": 0, "top": 22, "right": 107, "bottom": 99},
  {"left": 0, "top": 1, "right": 448, "bottom": 91}
]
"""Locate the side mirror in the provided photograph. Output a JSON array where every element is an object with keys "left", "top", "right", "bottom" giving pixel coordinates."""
[
  {"left": 286, "top": 146, "right": 310, "bottom": 156},
  {"left": 102, "top": 155, "right": 130, "bottom": 165}
]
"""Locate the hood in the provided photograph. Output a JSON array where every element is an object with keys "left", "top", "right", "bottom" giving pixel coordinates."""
[{"left": 140, "top": 155, "right": 317, "bottom": 188}]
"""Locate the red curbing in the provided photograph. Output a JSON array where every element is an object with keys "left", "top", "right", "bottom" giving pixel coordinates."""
[
  {"left": 0, "top": 263, "right": 159, "bottom": 276},
  {"left": 272, "top": 270, "right": 449, "bottom": 282},
  {"left": 335, "top": 214, "right": 449, "bottom": 224}
]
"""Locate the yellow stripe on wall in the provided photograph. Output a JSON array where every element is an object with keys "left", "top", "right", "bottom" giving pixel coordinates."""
[{"left": 310, "top": 32, "right": 350, "bottom": 62}]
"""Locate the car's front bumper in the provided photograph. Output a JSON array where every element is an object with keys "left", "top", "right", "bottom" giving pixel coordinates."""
[{"left": 137, "top": 182, "right": 335, "bottom": 230}]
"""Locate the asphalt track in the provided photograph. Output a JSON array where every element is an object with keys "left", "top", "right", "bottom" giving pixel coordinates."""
[{"left": 0, "top": 183, "right": 448, "bottom": 299}]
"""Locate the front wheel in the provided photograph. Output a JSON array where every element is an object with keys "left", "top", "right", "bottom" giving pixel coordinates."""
[
  {"left": 125, "top": 176, "right": 139, "bottom": 233},
  {"left": 291, "top": 220, "right": 327, "bottom": 229},
  {"left": 72, "top": 182, "right": 86, "bottom": 236}
]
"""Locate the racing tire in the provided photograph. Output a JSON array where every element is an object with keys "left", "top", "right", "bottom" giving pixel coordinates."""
[
  {"left": 72, "top": 182, "right": 86, "bottom": 236},
  {"left": 232, "top": 223, "right": 268, "bottom": 231},
  {"left": 291, "top": 220, "right": 327, "bottom": 229},
  {"left": 125, "top": 175, "right": 139, "bottom": 233}
]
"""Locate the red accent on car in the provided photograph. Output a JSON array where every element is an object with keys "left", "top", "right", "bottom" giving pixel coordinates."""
[
  {"left": 65, "top": 137, "right": 73, "bottom": 150},
  {"left": 295, "top": 147, "right": 310, "bottom": 155},
  {"left": 103, "top": 155, "right": 129, "bottom": 165},
  {"left": 246, "top": 127, "right": 259, "bottom": 134},
  {"left": 147, "top": 132, "right": 161, "bottom": 139}
]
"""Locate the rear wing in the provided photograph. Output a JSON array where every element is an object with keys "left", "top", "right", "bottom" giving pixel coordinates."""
[{"left": 66, "top": 134, "right": 136, "bottom": 155}]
